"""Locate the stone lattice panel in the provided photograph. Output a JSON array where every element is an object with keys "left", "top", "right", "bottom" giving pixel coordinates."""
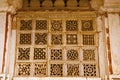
[
  {"left": 83, "top": 35, "right": 94, "bottom": 45},
  {"left": 34, "top": 63, "right": 47, "bottom": 76},
  {"left": 83, "top": 49, "right": 95, "bottom": 61},
  {"left": 50, "top": 64, "right": 63, "bottom": 76},
  {"left": 36, "top": 20, "right": 47, "bottom": 30},
  {"left": 18, "top": 48, "right": 30, "bottom": 60},
  {"left": 67, "top": 49, "right": 78, "bottom": 60},
  {"left": 83, "top": 64, "right": 96, "bottom": 77},
  {"left": 17, "top": 63, "right": 31, "bottom": 76},
  {"left": 19, "top": 33, "right": 31, "bottom": 45},
  {"left": 51, "top": 49, "right": 62, "bottom": 60},
  {"left": 51, "top": 34, "right": 62, "bottom": 45},
  {"left": 34, "top": 48, "right": 46, "bottom": 60},
  {"left": 20, "top": 20, "right": 32, "bottom": 30},
  {"left": 51, "top": 20, "right": 62, "bottom": 31},
  {"left": 35, "top": 33, "right": 47, "bottom": 45},
  {"left": 66, "top": 34, "right": 77, "bottom": 44},
  {"left": 67, "top": 64, "right": 79, "bottom": 76},
  {"left": 66, "top": 20, "right": 78, "bottom": 31},
  {"left": 81, "top": 20, "right": 93, "bottom": 31}
]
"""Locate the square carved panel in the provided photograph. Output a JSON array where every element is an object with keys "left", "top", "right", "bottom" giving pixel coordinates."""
[
  {"left": 19, "top": 33, "right": 31, "bottom": 45},
  {"left": 35, "top": 33, "right": 47, "bottom": 45},
  {"left": 18, "top": 48, "right": 30, "bottom": 60},
  {"left": 51, "top": 20, "right": 62, "bottom": 31},
  {"left": 51, "top": 34, "right": 62, "bottom": 45},
  {"left": 34, "top": 63, "right": 47, "bottom": 76},
  {"left": 67, "top": 64, "right": 79, "bottom": 76},
  {"left": 34, "top": 48, "right": 46, "bottom": 60},
  {"left": 83, "top": 64, "right": 96, "bottom": 77},
  {"left": 17, "top": 63, "right": 31, "bottom": 76},
  {"left": 36, "top": 20, "right": 47, "bottom": 30},
  {"left": 83, "top": 35, "right": 94, "bottom": 45},
  {"left": 66, "top": 20, "right": 78, "bottom": 31},
  {"left": 81, "top": 20, "right": 93, "bottom": 31},
  {"left": 50, "top": 64, "right": 63, "bottom": 76},
  {"left": 66, "top": 34, "right": 77, "bottom": 44},
  {"left": 51, "top": 49, "right": 62, "bottom": 60},
  {"left": 67, "top": 49, "right": 78, "bottom": 60},
  {"left": 20, "top": 20, "right": 32, "bottom": 30},
  {"left": 83, "top": 49, "right": 95, "bottom": 61}
]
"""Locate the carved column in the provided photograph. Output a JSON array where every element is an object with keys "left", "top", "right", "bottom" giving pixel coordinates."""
[
  {"left": 100, "top": 6, "right": 120, "bottom": 79},
  {"left": 0, "top": 1, "right": 18, "bottom": 80}
]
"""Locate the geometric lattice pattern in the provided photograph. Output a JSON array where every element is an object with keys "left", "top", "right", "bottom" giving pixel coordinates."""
[
  {"left": 81, "top": 20, "right": 93, "bottom": 31},
  {"left": 19, "top": 33, "right": 31, "bottom": 45},
  {"left": 83, "top": 35, "right": 94, "bottom": 45},
  {"left": 51, "top": 20, "right": 62, "bottom": 31},
  {"left": 34, "top": 48, "right": 46, "bottom": 60},
  {"left": 34, "top": 63, "right": 47, "bottom": 76},
  {"left": 66, "top": 34, "right": 77, "bottom": 44},
  {"left": 83, "top": 49, "right": 95, "bottom": 61},
  {"left": 18, "top": 48, "right": 30, "bottom": 60},
  {"left": 20, "top": 20, "right": 32, "bottom": 30},
  {"left": 51, "top": 49, "right": 62, "bottom": 60},
  {"left": 83, "top": 64, "right": 96, "bottom": 77},
  {"left": 67, "top": 49, "right": 78, "bottom": 60},
  {"left": 51, "top": 34, "right": 62, "bottom": 45},
  {"left": 18, "top": 63, "right": 31, "bottom": 76},
  {"left": 35, "top": 33, "right": 47, "bottom": 45},
  {"left": 16, "top": 16, "right": 98, "bottom": 77},
  {"left": 66, "top": 20, "right": 78, "bottom": 31},
  {"left": 67, "top": 64, "right": 79, "bottom": 76},
  {"left": 36, "top": 20, "right": 47, "bottom": 30},
  {"left": 50, "top": 64, "right": 63, "bottom": 76}
]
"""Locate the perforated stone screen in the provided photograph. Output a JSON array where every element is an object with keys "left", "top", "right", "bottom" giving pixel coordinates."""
[{"left": 15, "top": 12, "right": 99, "bottom": 77}]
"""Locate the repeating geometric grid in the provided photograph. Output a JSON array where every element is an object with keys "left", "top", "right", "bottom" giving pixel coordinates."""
[
  {"left": 17, "top": 63, "right": 31, "bottom": 76},
  {"left": 34, "top": 48, "right": 46, "bottom": 60},
  {"left": 35, "top": 33, "right": 47, "bottom": 45},
  {"left": 34, "top": 63, "right": 47, "bottom": 76},
  {"left": 18, "top": 48, "right": 30, "bottom": 60},
  {"left": 66, "top": 34, "right": 77, "bottom": 44},
  {"left": 19, "top": 33, "right": 31, "bottom": 45},
  {"left": 67, "top": 64, "right": 79, "bottom": 76},
  {"left": 36, "top": 20, "right": 47, "bottom": 30},
  {"left": 83, "top": 35, "right": 94, "bottom": 45},
  {"left": 66, "top": 20, "right": 78, "bottom": 31},
  {"left": 50, "top": 64, "right": 63, "bottom": 76},
  {"left": 51, "top": 34, "right": 62, "bottom": 45},
  {"left": 16, "top": 17, "right": 98, "bottom": 77},
  {"left": 83, "top": 49, "right": 95, "bottom": 61},
  {"left": 51, "top": 20, "right": 62, "bottom": 31},
  {"left": 67, "top": 49, "right": 78, "bottom": 60},
  {"left": 51, "top": 49, "right": 62, "bottom": 60},
  {"left": 83, "top": 64, "right": 96, "bottom": 77},
  {"left": 20, "top": 20, "right": 32, "bottom": 30},
  {"left": 81, "top": 20, "right": 93, "bottom": 31}
]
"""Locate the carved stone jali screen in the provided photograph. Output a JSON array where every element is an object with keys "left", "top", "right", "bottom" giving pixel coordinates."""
[{"left": 15, "top": 12, "right": 99, "bottom": 77}]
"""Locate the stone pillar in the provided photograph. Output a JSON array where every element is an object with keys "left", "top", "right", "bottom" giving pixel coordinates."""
[
  {"left": 108, "top": 12, "right": 120, "bottom": 74},
  {"left": 0, "top": 12, "right": 7, "bottom": 73},
  {"left": 0, "top": 1, "right": 18, "bottom": 80},
  {"left": 97, "top": 13, "right": 108, "bottom": 78},
  {"left": 100, "top": 5, "right": 120, "bottom": 79}
]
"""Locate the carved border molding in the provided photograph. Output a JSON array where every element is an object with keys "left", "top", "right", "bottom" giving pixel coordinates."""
[
  {"left": 100, "top": 6, "right": 120, "bottom": 13},
  {"left": 16, "top": 11, "right": 97, "bottom": 18}
]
